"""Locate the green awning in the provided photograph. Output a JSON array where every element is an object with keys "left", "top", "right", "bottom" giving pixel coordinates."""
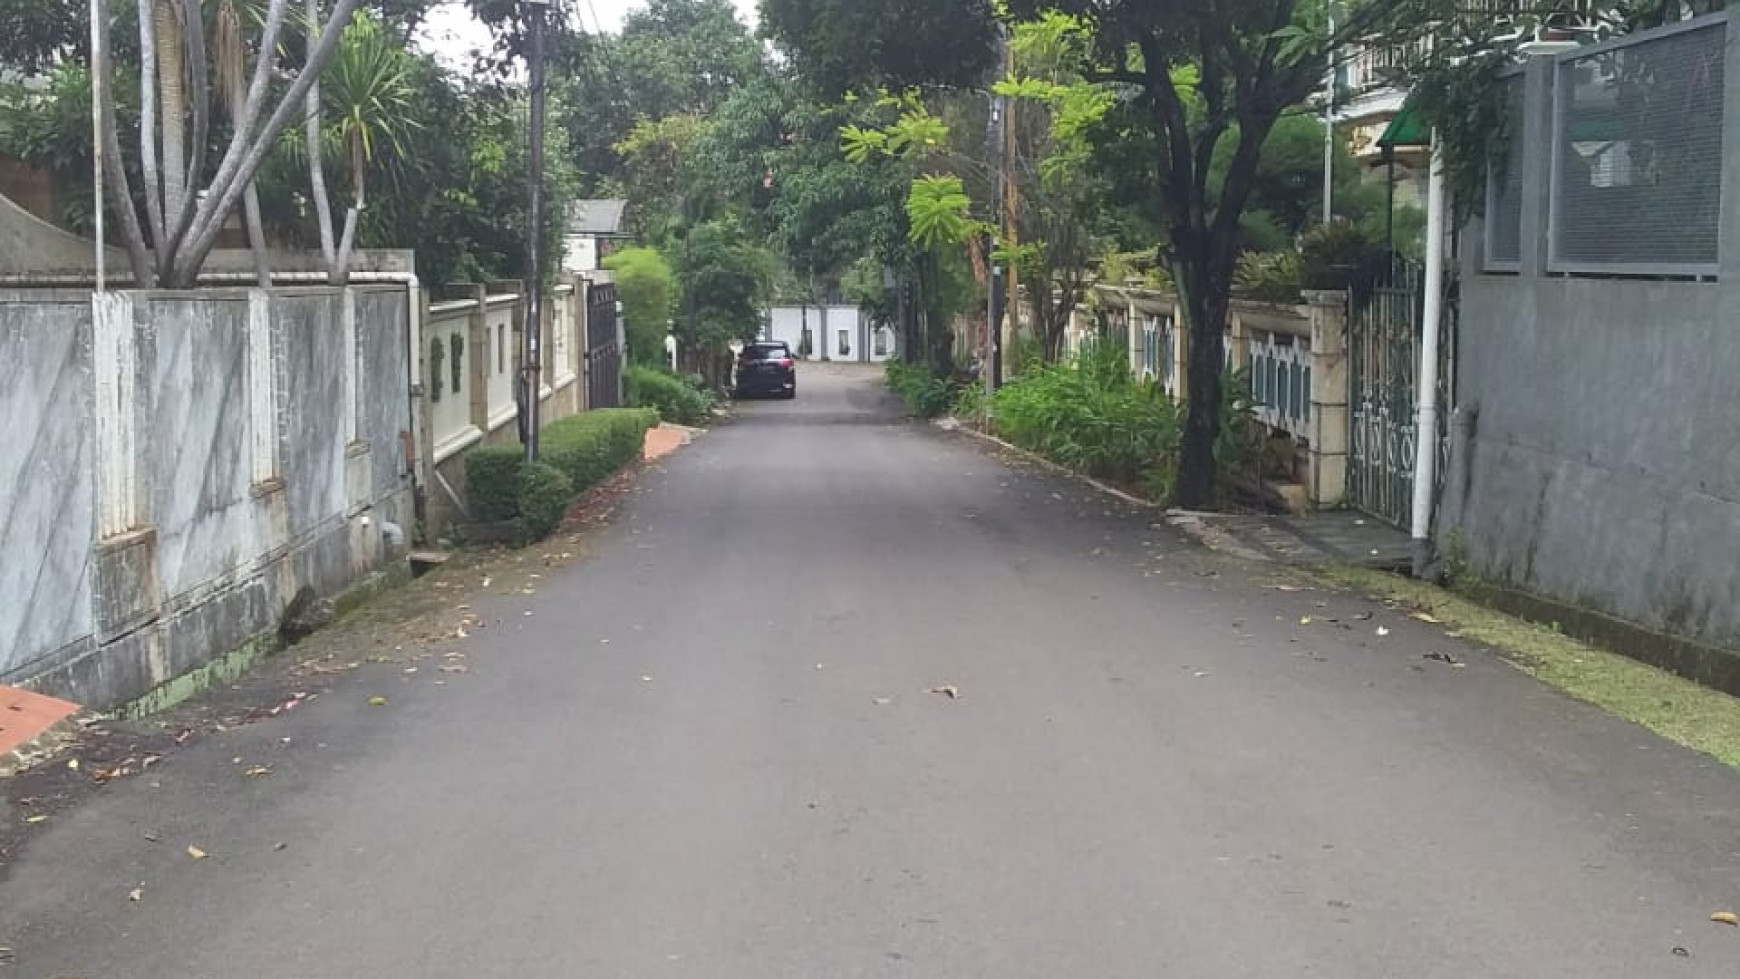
[{"left": 1377, "top": 101, "right": 1430, "bottom": 148}]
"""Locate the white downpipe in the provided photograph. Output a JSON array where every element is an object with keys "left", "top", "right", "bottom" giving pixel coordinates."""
[{"left": 1410, "top": 136, "right": 1449, "bottom": 572}]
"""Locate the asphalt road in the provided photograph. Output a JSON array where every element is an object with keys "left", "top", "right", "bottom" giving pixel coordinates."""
[{"left": 5, "top": 364, "right": 1740, "bottom": 977}]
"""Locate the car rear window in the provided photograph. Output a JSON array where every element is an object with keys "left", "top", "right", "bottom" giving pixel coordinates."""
[{"left": 745, "top": 345, "right": 789, "bottom": 360}]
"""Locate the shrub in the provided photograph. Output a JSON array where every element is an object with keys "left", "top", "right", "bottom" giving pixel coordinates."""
[
  {"left": 541, "top": 408, "right": 657, "bottom": 494},
  {"left": 465, "top": 445, "right": 526, "bottom": 524},
  {"left": 990, "top": 343, "right": 1182, "bottom": 488},
  {"left": 1300, "top": 222, "right": 1380, "bottom": 290},
  {"left": 884, "top": 359, "right": 956, "bottom": 418},
  {"left": 627, "top": 364, "right": 713, "bottom": 425},
  {"left": 1233, "top": 251, "right": 1303, "bottom": 304},
  {"left": 516, "top": 461, "right": 574, "bottom": 542}
]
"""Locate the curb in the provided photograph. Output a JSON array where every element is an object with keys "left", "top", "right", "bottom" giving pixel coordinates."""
[{"left": 936, "top": 419, "right": 1159, "bottom": 511}]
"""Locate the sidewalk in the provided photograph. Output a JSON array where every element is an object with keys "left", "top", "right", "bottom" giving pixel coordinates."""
[{"left": 1165, "top": 508, "right": 1412, "bottom": 569}]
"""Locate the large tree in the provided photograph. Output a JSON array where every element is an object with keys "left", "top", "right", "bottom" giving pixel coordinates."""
[
  {"left": 760, "top": 0, "right": 1001, "bottom": 96},
  {"left": 1002, "top": 0, "right": 1401, "bottom": 506}
]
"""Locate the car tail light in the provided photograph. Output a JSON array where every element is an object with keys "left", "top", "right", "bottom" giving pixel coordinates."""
[{"left": 779, "top": 358, "right": 794, "bottom": 368}]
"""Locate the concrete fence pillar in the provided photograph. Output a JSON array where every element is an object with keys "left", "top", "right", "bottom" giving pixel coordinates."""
[
  {"left": 1228, "top": 307, "right": 1250, "bottom": 375},
  {"left": 92, "top": 291, "right": 142, "bottom": 538},
  {"left": 1304, "top": 289, "right": 1349, "bottom": 507},
  {"left": 461, "top": 285, "right": 490, "bottom": 434}
]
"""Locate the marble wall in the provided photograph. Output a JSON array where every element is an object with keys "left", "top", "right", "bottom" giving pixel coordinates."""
[{"left": 0, "top": 286, "right": 414, "bottom": 709}]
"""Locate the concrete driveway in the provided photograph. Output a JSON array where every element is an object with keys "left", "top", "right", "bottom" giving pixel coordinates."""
[{"left": 4, "top": 363, "right": 1740, "bottom": 977}]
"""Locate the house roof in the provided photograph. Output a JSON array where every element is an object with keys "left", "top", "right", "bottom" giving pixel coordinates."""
[{"left": 565, "top": 199, "right": 630, "bottom": 235}]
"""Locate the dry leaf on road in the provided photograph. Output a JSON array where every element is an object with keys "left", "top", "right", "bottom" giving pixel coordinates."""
[
  {"left": 928, "top": 685, "right": 960, "bottom": 700},
  {"left": 1411, "top": 612, "right": 1444, "bottom": 624},
  {"left": 1712, "top": 910, "right": 1740, "bottom": 925},
  {"left": 187, "top": 846, "right": 207, "bottom": 860},
  {"left": 368, "top": 696, "right": 389, "bottom": 707},
  {"left": 243, "top": 765, "right": 273, "bottom": 778},
  {"left": 128, "top": 885, "right": 144, "bottom": 902}
]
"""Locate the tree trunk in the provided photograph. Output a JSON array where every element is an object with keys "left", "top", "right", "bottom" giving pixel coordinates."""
[
  {"left": 155, "top": 0, "right": 188, "bottom": 267},
  {"left": 1173, "top": 254, "right": 1229, "bottom": 509},
  {"left": 96, "top": 0, "right": 154, "bottom": 285},
  {"left": 137, "top": 1, "right": 165, "bottom": 247},
  {"left": 306, "top": 0, "right": 338, "bottom": 271}
]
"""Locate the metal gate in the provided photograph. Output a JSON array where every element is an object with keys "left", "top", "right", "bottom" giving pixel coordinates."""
[
  {"left": 586, "top": 281, "right": 622, "bottom": 409},
  {"left": 1346, "top": 259, "right": 1455, "bottom": 529}
]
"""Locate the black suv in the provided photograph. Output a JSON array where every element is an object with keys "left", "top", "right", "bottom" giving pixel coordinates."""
[{"left": 735, "top": 342, "right": 797, "bottom": 399}]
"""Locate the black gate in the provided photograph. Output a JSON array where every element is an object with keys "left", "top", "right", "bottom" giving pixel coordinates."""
[{"left": 586, "top": 280, "right": 622, "bottom": 409}]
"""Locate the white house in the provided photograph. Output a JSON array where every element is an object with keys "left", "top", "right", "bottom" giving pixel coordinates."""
[{"left": 762, "top": 304, "right": 894, "bottom": 363}]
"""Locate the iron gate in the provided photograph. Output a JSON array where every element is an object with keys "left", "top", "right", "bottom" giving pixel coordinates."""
[
  {"left": 586, "top": 280, "right": 622, "bottom": 409},
  {"left": 1346, "top": 259, "right": 1455, "bottom": 529}
]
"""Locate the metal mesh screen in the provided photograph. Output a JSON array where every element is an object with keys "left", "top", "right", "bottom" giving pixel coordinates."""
[
  {"left": 1484, "top": 75, "right": 1526, "bottom": 269},
  {"left": 1551, "top": 19, "right": 1726, "bottom": 274}
]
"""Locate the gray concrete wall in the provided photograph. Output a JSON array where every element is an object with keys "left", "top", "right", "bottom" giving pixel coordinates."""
[
  {"left": 0, "top": 285, "right": 414, "bottom": 709},
  {"left": 1448, "top": 16, "right": 1740, "bottom": 651},
  {"left": 1448, "top": 276, "right": 1740, "bottom": 643},
  {"left": 0, "top": 293, "right": 96, "bottom": 680}
]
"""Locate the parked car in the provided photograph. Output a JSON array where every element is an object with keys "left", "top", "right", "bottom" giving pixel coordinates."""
[{"left": 735, "top": 342, "right": 797, "bottom": 399}]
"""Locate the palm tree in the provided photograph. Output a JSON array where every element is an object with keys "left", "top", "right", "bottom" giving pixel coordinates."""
[
  {"left": 324, "top": 12, "right": 418, "bottom": 282},
  {"left": 299, "top": 10, "right": 417, "bottom": 284}
]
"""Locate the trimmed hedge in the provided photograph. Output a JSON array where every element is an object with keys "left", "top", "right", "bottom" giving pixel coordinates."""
[
  {"left": 517, "top": 461, "right": 574, "bottom": 542},
  {"left": 465, "top": 446, "right": 527, "bottom": 523},
  {"left": 462, "top": 408, "right": 658, "bottom": 546}
]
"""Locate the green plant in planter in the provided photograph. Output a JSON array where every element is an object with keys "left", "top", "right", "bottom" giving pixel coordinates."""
[{"left": 1300, "top": 223, "right": 1379, "bottom": 290}]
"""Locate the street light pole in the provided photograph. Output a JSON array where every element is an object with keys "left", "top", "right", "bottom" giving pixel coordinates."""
[{"left": 521, "top": 0, "right": 549, "bottom": 462}]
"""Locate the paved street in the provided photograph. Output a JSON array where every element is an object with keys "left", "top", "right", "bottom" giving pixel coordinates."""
[{"left": 4, "top": 365, "right": 1740, "bottom": 977}]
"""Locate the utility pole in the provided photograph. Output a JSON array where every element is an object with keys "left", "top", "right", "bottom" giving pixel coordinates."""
[
  {"left": 985, "top": 83, "right": 1005, "bottom": 414},
  {"left": 520, "top": 0, "right": 550, "bottom": 461},
  {"left": 999, "top": 34, "right": 1018, "bottom": 387}
]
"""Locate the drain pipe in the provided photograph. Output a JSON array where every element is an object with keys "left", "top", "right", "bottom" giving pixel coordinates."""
[{"left": 1410, "top": 136, "right": 1449, "bottom": 578}]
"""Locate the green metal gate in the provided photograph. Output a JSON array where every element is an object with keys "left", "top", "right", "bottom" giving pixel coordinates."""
[{"left": 1346, "top": 259, "right": 1455, "bottom": 529}]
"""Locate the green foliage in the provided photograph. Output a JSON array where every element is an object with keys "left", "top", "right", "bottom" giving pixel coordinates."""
[
  {"left": 605, "top": 246, "right": 676, "bottom": 365},
  {"left": 1233, "top": 251, "right": 1304, "bottom": 304},
  {"left": 464, "top": 445, "right": 527, "bottom": 524},
  {"left": 516, "top": 461, "right": 574, "bottom": 543},
  {"left": 905, "top": 175, "right": 982, "bottom": 250},
  {"left": 759, "top": 0, "right": 1000, "bottom": 96},
  {"left": 541, "top": 408, "right": 658, "bottom": 494},
  {"left": 1300, "top": 222, "right": 1382, "bottom": 289},
  {"left": 988, "top": 343, "right": 1182, "bottom": 489},
  {"left": 669, "top": 218, "right": 777, "bottom": 349},
  {"left": 883, "top": 359, "right": 956, "bottom": 418},
  {"left": 627, "top": 365, "right": 714, "bottom": 425},
  {"left": 464, "top": 409, "right": 654, "bottom": 542}
]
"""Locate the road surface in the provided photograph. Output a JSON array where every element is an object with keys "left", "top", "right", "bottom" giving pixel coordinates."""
[{"left": 4, "top": 365, "right": 1740, "bottom": 977}]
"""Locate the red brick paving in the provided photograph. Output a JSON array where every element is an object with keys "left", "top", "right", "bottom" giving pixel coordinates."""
[{"left": 0, "top": 685, "right": 81, "bottom": 757}]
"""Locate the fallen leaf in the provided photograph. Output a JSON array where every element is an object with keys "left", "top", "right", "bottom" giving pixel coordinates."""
[
  {"left": 243, "top": 765, "right": 273, "bottom": 778},
  {"left": 274, "top": 842, "right": 289, "bottom": 852},
  {"left": 129, "top": 885, "right": 144, "bottom": 902},
  {"left": 368, "top": 696, "right": 389, "bottom": 707},
  {"left": 1375, "top": 626, "right": 1391, "bottom": 637},
  {"left": 66, "top": 759, "right": 80, "bottom": 771},
  {"left": 1672, "top": 946, "right": 1690, "bottom": 957},
  {"left": 187, "top": 845, "right": 208, "bottom": 860},
  {"left": 439, "top": 664, "right": 470, "bottom": 674},
  {"left": 1712, "top": 911, "right": 1740, "bottom": 926},
  {"left": 1273, "top": 584, "right": 1302, "bottom": 592},
  {"left": 872, "top": 697, "right": 892, "bottom": 706},
  {"left": 25, "top": 814, "right": 47, "bottom": 824},
  {"left": 1411, "top": 612, "right": 1444, "bottom": 625},
  {"left": 1300, "top": 616, "right": 1313, "bottom": 626},
  {"left": 928, "top": 685, "right": 960, "bottom": 700},
  {"left": 1423, "top": 651, "right": 1464, "bottom": 668}
]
